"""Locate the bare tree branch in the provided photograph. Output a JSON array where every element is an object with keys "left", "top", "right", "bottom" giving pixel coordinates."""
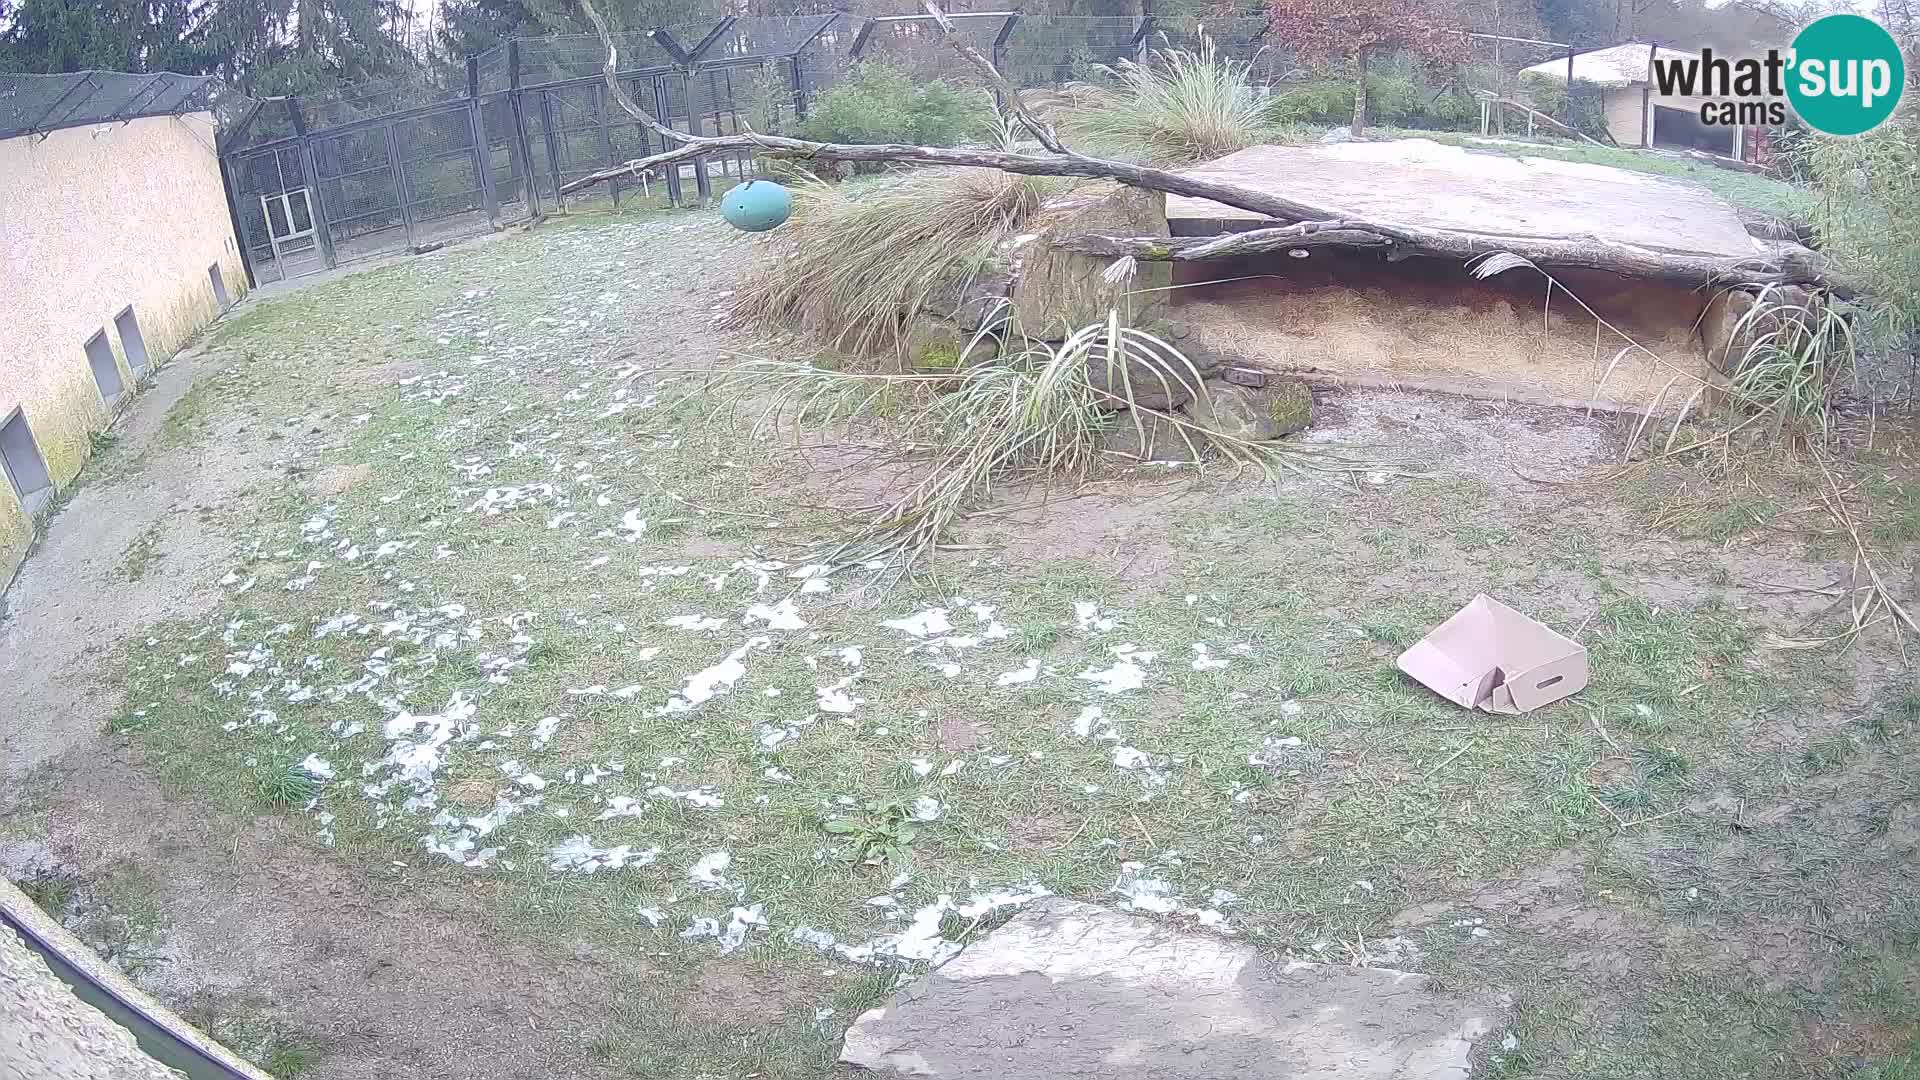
[
  {"left": 917, "top": 0, "right": 1071, "bottom": 155},
  {"left": 564, "top": 0, "right": 1856, "bottom": 295},
  {"left": 1059, "top": 225, "right": 1858, "bottom": 295}
]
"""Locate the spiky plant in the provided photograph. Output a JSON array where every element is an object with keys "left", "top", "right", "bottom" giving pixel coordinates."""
[
  {"left": 1058, "top": 40, "right": 1279, "bottom": 165},
  {"left": 727, "top": 164, "right": 1061, "bottom": 361},
  {"left": 1718, "top": 286, "right": 1857, "bottom": 445},
  {"left": 707, "top": 308, "right": 1403, "bottom": 575}
]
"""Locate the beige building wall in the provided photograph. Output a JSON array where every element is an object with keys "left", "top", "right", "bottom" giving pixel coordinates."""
[
  {"left": 1602, "top": 86, "right": 1646, "bottom": 146},
  {"left": 1600, "top": 85, "right": 1743, "bottom": 154},
  {"left": 0, "top": 110, "right": 246, "bottom": 580}
]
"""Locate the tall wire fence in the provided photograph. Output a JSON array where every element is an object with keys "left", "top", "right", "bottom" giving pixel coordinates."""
[{"left": 214, "top": 12, "right": 1585, "bottom": 286}]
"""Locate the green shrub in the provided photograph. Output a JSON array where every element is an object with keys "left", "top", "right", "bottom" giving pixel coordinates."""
[
  {"left": 800, "top": 63, "right": 989, "bottom": 147},
  {"left": 1515, "top": 72, "right": 1611, "bottom": 140},
  {"left": 1805, "top": 115, "right": 1920, "bottom": 351},
  {"left": 1268, "top": 54, "right": 1478, "bottom": 132}
]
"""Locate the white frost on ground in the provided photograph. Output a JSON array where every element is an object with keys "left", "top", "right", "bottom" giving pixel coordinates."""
[
  {"left": 789, "top": 883, "right": 1053, "bottom": 967},
  {"left": 548, "top": 837, "right": 661, "bottom": 874},
  {"left": 1190, "top": 643, "right": 1231, "bottom": 671},
  {"left": 648, "top": 785, "right": 724, "bottom": 808},
  {"left": 1074, "top": 601, "right": 1116, "bottom": 633},
  {"left": 1078, "top": 644, "right": 1156, "bottom": 694},
  {"left": 744, "top": 598, "right": 806, "bottom": 631},
  {"left": 681, "top": 904, "right": 767, "bottom": 954},
  {"left": 660, "top": 636, "right": 768, "bottom": 713},
  {"left": 882, "top": 608, "right": 953, "bottom": 638}
]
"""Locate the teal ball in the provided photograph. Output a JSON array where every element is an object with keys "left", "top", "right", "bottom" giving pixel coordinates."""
[{"left": 721, "top": 180, "right": 792, "bottom": 233}]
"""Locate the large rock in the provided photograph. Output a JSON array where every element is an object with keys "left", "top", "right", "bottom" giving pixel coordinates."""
[
  {"left": 840, "top": 899, "right": 1503, "bottom": 1079},
  {"left": 905, "top": 314, "right": 1000, "bottom": 373},
  {"left": 1085, "top": 352, "right": 1204, "bottom": 411},
  {"left": 1188, "top": 379, "right": 1313, "bottom": 440},
  {"left": 925, "top": 264, "right": 1014, "bottom": 333},
  {"left": 1102, "top": 411, "right": 1205, "bottom": 463},
  {"left": 1698, "top": 286, "right": 1810, "bottom": 375},
  {"left": 1007, "top": 182, "right": 1173, "bottom": 340}
]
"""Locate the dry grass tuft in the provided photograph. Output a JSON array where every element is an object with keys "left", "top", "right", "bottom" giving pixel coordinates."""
[
  {"left": 1057, "top": 40, "right": 1281, "bottom": 165},
  {"left": 704, "top": 308, "right": 1409, "bottom": 576},
  {"left": 727, "top": 165, "right": 1061, "bottom": 362}
]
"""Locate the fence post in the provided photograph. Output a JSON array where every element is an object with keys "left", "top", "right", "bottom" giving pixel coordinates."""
[
  {"left": 538, "top": 89, "right": 566, "bottom": 211},
  {"left": 594, "top": 82, "right": 620, "bottom": 206},
  {"left": 991, "top": 13, "right": 1021, "bottom": 108},
  {"left": 507, "top": 40, "right": 542, "bottom": 216},
  {"left": 1129, "top": 15, "right": 1155, "bottom": 63},
  {"left": 689, "top": 73, "right": 713, "bottom": 204},
  {"left": 286, "top": 97, "right": 337, "bottom": 269},
  {"left": 382, "top": 121, "right": 418, "bottom": 249},
  {"left": 467, "top": 57, "right": 501, "bottom": 228},
  {"left": 216, "top": 153, "right": 259, "bottom": 290},
  {"left": 655, "top": 78, "right": 683, "bottom": 206},
  {"left": 789, "top": 55, "right": 808, "bottom": 120},
  {"left": 1564, "top": 47, "right": 1576, "bottom": 129}
]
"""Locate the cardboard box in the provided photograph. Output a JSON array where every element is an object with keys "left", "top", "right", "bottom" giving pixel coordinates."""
[{"left": 1396, "top": 595, "right": 1588, "bottom": 714}]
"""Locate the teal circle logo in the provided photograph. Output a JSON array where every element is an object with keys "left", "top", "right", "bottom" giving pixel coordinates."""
[{"left": 1787, "top": 14, "right": 1905, "bottom": 135}]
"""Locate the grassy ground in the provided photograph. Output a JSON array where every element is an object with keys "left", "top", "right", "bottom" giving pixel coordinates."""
[{"left": 34, "top": 204, "right": 1919, "bottom": 1078}]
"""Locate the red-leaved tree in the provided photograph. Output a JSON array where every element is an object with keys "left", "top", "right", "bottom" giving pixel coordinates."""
[{"left": 1267, "top": 0, "right": 1471, "bottom": 135}]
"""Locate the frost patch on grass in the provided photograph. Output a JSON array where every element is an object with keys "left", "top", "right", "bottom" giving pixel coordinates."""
[
  {"left": 1074, "top": 602, "right": 1116, "bottom": 633},
  {"left": 648, "top": 785, "right": 724, "bottom": 809},
  {"left": 681, "top": 904, "right": 767, "bottom": 955},
  {"left": 789, "top": 883, "right": 1053, "bottom": 967},
  {"left": 661, "top": 636, "right": 768, "bottom": 713},
  {"left": 817, "top": 674, "right": 862, "bottom": 714},
  {"left": 1078, "top": 645, "right": 1156, "bottom": 694},
  {"left": 596, "top": 796, "right": 647, "bottom": 820},
  {"left": 883, "top": 608, "right": 953, "bottom": 638},
  {"left": 548, "top": 836, "right": 661, "bottom": 874},
  {"left": 1190, "top": 643, "right": 1231, "bottom": 671},
  {"left": 366, "top": 691, "right": 479, "bottom": 799},
  {"left": 744, "top": 598, "right": 806, "bottom": 631}
]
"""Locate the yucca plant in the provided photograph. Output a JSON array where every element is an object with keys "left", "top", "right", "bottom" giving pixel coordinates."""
[
  {"left": 1058, "top": 39, "right": 1278, "bottom": 165},
  {"left": 727, "top": 163, "right": 1061, "bottom": 362},
  {"left": 705, "top": 307, "right": 1400, "bottom": 575},
  {"left": 1719, "top": 286, "right": 1857, "bottom": 445}
]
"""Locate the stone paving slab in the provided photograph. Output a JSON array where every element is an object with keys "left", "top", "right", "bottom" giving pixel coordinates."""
[
  {"left": 1167, "top": 140, "right": 1762, "bottom": 259},
  {"left": 841, "top": 899, "right": 1505, "bottom": 1079}
]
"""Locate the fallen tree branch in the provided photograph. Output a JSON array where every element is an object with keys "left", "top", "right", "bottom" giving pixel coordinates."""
[
  {"left": 566, "top": 0, "right": 1856, "bottom": 296},
  {"left": 1059, "top": 225, "right": 1859, "bottom": 295}
]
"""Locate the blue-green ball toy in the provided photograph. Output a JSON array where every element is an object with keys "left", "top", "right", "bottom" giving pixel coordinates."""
[{"left": 721, "top": 180, "right": 792, "bottom": 233}]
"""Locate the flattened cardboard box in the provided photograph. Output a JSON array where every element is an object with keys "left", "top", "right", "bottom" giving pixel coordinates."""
[{"left": 1396, "top": 595, "right": 1588, "bottom": 714}]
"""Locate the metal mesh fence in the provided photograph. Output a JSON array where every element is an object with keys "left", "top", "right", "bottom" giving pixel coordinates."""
[
  {"left": 0, "top": 70, "right": 215, "bottom": 140},
  {"left": 212, "top": 11, "right": 1597, "bottom": 286}
]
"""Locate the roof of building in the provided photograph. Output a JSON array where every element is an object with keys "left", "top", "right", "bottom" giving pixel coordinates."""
[
  {"left": 1520, "top": 43, "right": 1696, "bottom": 87},
  {"left": 0, "top": 70, "right": 216, "bottom": 142}
]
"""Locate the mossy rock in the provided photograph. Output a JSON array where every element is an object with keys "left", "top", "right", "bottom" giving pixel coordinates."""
[
  {"left": 1268, "top": 379, "right": 1314, "bottom": 435},
  {"left": 906, "top": 314, "right": 1000, "bottom": 376}
]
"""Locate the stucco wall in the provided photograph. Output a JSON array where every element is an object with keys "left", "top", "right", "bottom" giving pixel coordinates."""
[
  {"left": 0, "top": 110, "right": 245, "bottom": 580},
  {"left": 1602, "top": 87, "right": 1646, "bottom": 146}
]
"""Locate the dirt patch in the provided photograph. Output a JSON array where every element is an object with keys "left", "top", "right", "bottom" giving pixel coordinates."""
[
  {"left": 0, "top": 347, "right": 270, "bottom": 783},
  {"left": 8, "top": 749, "right": 646, "bottom": 1080},
  {"left": 305, "top": 463, "right": 375, "bottom": 497}
]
